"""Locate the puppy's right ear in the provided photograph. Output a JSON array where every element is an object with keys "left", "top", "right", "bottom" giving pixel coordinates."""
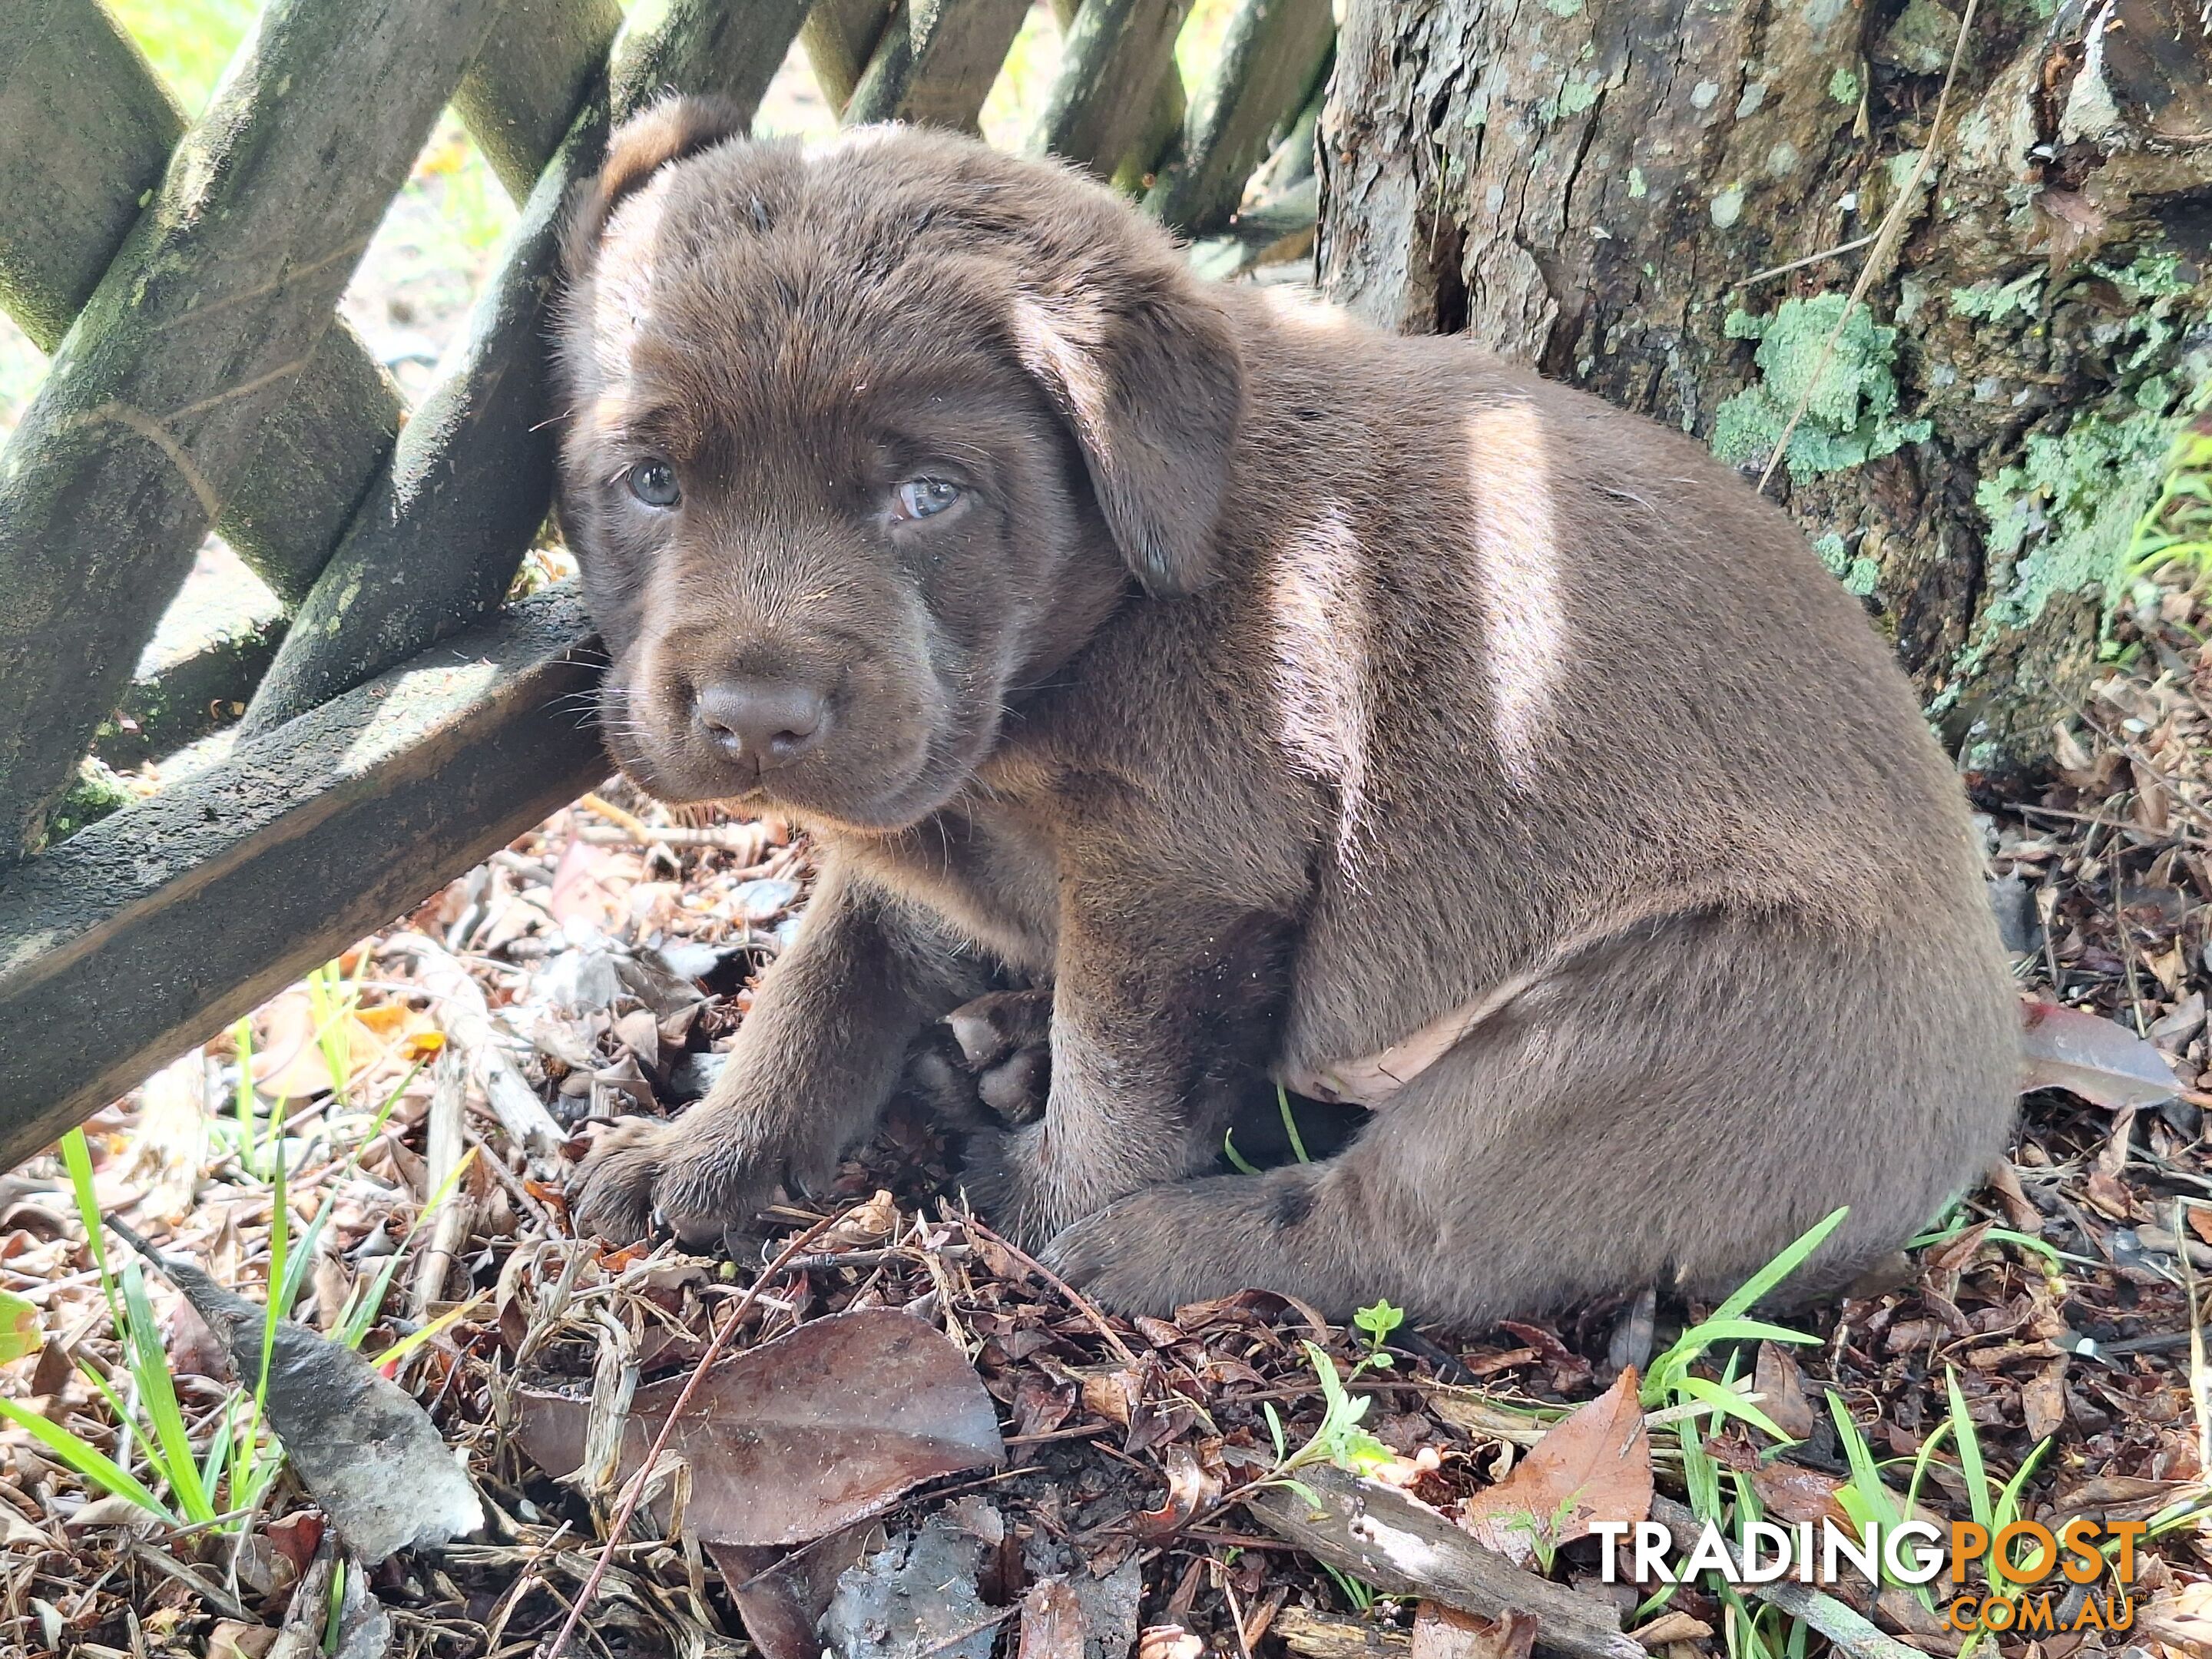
[{"left": 563, "top": 95, "right": 746, "bottom": 274}]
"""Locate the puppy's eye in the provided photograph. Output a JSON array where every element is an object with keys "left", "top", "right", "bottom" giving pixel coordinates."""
[
  {"left": 894, "top": 478, "right": 961, "bottom": 521},
  {"left": 628, "top": 460, "right": 681, "bottom": 508}
]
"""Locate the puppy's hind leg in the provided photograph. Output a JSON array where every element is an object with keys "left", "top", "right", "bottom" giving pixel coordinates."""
[{"left": 1043, "top": 909, "right": 2018, "bottom": 1325}]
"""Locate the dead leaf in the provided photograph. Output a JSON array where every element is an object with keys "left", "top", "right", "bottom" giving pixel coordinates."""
[
  {"left": 707, "top": 1526, "right": 871, "bottom": 1659},
  {"left": 1750, "top": 1343, "right": 1814, "bottom": 1441},
  {"left": 1413, "top": 1602, "right": 1537, "bottom": 1659},
  {"left": 515, "top": 1308, "right": 1004, "bottom": 1546},
  {"left": 1136, "top": 1441, "right": 1224, "bottom": 1538},
  {"left": 1018, "top": 1579, "right": 1088, "bottom": 1659},
  {"left": 2022, "top": 1357, "right": 2068, "bottom": 1442},
  {"left": 1746, "top": 1462, "right": 1851, "bottom": 1528},
  {"left": 1457, "top": 1366, "right": 1651, "bottom": 1568},
  {"left": 1629, "top": 1613, "right": 1712, "bottom": 1647},
  {"left": 2021, "top": 1000, "right": 2179, "bottom": 1108},
  {"left": 1079, "top": 1365, "right": 1141, "bottom": 1427},
  {"left": 2138, "top": 1581, "right": 2212, "bottom": 1655}
]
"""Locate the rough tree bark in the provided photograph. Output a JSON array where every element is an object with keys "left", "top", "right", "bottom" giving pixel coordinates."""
[{"left": 1317, "top": 0, "right": 2212, "bottom": 774}]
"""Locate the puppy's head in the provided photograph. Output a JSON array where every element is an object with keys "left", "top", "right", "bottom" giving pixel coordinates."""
[{"left": 555, "top": 102, "right": 1245, "bottom": 830}]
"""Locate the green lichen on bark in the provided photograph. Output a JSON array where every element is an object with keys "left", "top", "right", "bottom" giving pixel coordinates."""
[{"left": 1710, "top": 294, "right": 1932, "bottom": 478}]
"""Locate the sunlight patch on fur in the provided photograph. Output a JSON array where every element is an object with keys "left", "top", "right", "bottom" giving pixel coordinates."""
[
  {"left": 1466, "top": 403, "right": 1565, "bottom": 785},
  {"left": 1266, "top": 506, "right": 1374, "bottom": 882}
]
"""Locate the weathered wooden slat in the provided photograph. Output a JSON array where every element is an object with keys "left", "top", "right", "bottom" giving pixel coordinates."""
[
  {"left": 0, "top": 0, "right": 405, "bottom": 612},
  {"left": 457, "top": 0, "right": 625, "bottom": 198},
  {"left": 802, "top": 0, "right": 899, "bottom": 110},
  {"left": 1031, "top": 0, "right": 1194, "bottom": 176},
  {"left": 0, "top": 0, "right": 180, "bottom": 353},
  {"left": 0, "top": 591, "right": 606, "bottom": 1172},
  {"left": 1145, "top": 0, "right": 1330, "bottom": 233},
  {"left": 243, "top": 0, "right": 818, "bottom": 735},
  {"left": 847, "top": 0, "right": 1037, "bottom": 129},
  {"left": 95, "top": 564, "right": 290, "bottom": 770},
  {"left": 0, "top": 0, "right": 510, "bottom": 858}
]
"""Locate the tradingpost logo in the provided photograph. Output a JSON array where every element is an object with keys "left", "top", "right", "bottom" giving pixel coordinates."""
[{"left": 1590, "top": 1518, "right": 2144, "bottom": 1634}]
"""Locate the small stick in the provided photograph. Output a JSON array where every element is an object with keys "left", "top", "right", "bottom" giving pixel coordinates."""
[
  {"left": 385, "top": 932, "right": 565, "bottom": 1175},
  {"left": 540, "top": 1210, "right": 848, "bottom": 1659},
  {"left": 962, "top": 1215, "right": 1137, "bottom": 1366},
  {"left": 412, "top": 1046, "right": 470, "bottom": 1318}
]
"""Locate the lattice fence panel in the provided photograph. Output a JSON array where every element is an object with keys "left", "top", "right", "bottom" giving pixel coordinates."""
[{"left": 0, "top": 0, "right": 1332, "bottom": 1164}]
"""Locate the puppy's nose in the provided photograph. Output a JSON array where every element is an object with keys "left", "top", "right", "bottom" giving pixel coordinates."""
[{"left": 694, "top": 677, "right": 829, "bottom": 770}]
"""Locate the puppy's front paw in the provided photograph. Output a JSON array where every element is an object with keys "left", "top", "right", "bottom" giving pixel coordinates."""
[
  {"left": 568, "top": 1118, "right": 672, "bottom": 1242},
  {"left": 568, "top": 1112, "right": 790, "bottom": 1247},
  {"left": 1043, "top": 1174, "right": 1299, "bottom": 1315}
]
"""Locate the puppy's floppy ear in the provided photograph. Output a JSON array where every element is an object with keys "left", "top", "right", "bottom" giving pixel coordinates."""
[
  {"left": 1011, "top": 269, "right": 1244, "bottom": 597},
  {"left": 564, "top": 94, "right": 746, "bottom": 275}
]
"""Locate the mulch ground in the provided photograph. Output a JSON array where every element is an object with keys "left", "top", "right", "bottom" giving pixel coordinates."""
[{"left": 8, "top": 591, "right": 2212, "bottom": 1659}]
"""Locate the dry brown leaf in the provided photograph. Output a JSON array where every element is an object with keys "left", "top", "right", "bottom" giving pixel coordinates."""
[
  {"left": 1628, "top": 1612, "right": 1712, "bottom": 1647},
  {"left": 1745, "top": 1462, "right": 1853, "bottom": 1527},
  {"left": 1080, "top": 1365, "right": 1142, "bottom": 1427},
  {"left": 2022, "top": 1357, "right": 2068, "bottom": 1442},
  {"left": 1136, "top": 1441, "right": 1224, "bottom": 1538},
  {"left": 515, "top": 1309, "right": 1004, "bottom": 1547},
  {"left": 1456, "top": 1366, "right": 1651, "bottom": 1567},
  {"left": 1751, "top": 1341, "right": 1815, "bottom": 1441},
  {"left": 1412, "top": 1602, "right": 1537, "bottom": 1659},
  {"left": 1017, "top": 1580, "right": 1088, "bottom": 1659},
  {"left": 2021, "top": 1001, "right": 2179, "bottom": 1108},
  {"left": 2137, "top": 1582, "right": 2212, "bottom": 1657}
]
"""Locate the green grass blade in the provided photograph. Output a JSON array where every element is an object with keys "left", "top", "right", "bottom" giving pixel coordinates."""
[
  {"left": 1677, "top": 1374, "right": 1793, "bottom": 1442},
  {"left": 1275, "top": 1085, "right": 1312, "bottom": 1164},
  {"left": 120, "top": 1265, "right": 213, "bottom": 1524},
  {"left": 0, "top": 1396, "right": 175, "bottom": 1523},
  {"left": 1707, "top": 1208, "right": 1849, "bottom": 1324},
  {"left": 59, "top": 1131, "right": 120, "bottom": 1326}
]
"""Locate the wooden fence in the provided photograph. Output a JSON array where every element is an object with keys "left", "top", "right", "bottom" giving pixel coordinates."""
[{"left": 0, "top": 0, "right": 1332, "bottom": 1169}]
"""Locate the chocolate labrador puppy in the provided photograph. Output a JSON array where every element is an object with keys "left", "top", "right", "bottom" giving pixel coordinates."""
[{"left": 554, "top": 98, "right": 2019, "bottom": 1323}]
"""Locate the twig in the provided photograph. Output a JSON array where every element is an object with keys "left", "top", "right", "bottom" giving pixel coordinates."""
[
  {"left": 1756, "top": 0, "right": 1981, "bottom": 494},
  {"left": 412, "top": 1046, "right": 470, "bottom": 1319},
  {"left": 385, "top": 932, "right": 566, "bottom": 1176},
  {"left": 1737, "top": 233, "right": 1879, "bottom": 288},
  {"left": 1245, "top": 1465, "right": 1642, "bottom": 1659},
  {"left": 540, "top": 1210, "right": 848, "bottom": 1659},
  {"left": 127, "top": 1538, "right": 250, "bottom": 1622},
  {"left": 962, "top": 1215, "right": 1138, "bottom": 1365}
]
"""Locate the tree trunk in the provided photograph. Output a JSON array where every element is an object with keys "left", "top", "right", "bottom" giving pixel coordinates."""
[{"left": 1316, "top": 0, "right": 2212, "bottom": 776}]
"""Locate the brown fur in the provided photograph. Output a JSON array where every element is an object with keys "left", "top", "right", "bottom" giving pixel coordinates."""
[{"left": 552, "top": 101, "right": 2020, "bottom": 1325}]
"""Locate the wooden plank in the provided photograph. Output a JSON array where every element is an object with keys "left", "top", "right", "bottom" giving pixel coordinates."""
[
  {"left": 846, "top": 0, "right": 1036, "bottom": 130},
  {"left": 457, "top": 0, "right": 625, "bottom": 199},
  {"left": 1029, "top": 0, "right": 1194, "bottom": 176},
  {"left": 0, "top": 590, "right": 608, "bottom": 1173},
  {"left": 0, "top": 0, "right": 405, "bottom": 612},
  {"left": 801, "top": 0, "right": 897, "bottom": 110},
  {"left": 243, "top": 0, "right": 818, "bottom": 733},
  {"left": 0, "top": 0, "right": 508, "bottom": 859},
  {"left": 1144, "top": 0, "right": 1331, "bottom": 233},
  {"left": 0, "top": 0, "right": 180, "bottom": 353}
]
